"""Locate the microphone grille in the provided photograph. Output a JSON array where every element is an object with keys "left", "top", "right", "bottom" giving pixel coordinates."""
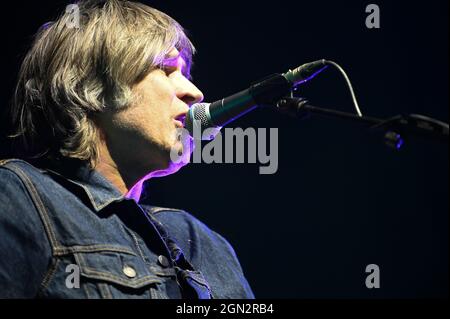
[{"left": 185, "top": 103, "right": 211, "bottom": 136}]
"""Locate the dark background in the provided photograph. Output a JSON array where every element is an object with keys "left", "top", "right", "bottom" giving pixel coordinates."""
[{"left": 0, "top": 1, "right": 448, "bottom": 298}]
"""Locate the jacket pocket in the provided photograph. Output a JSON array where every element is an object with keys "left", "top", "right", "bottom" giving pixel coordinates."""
[{"left": 73, "top": 249, "right": 164, "bottom": 299}]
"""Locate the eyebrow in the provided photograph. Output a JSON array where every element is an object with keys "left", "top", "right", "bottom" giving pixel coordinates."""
[{"left": 162, "top": 53, "right": 191, "bottom": 80}]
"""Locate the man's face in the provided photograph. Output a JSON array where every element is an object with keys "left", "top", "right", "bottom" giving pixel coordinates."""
[{"left": 98, "top": 48, "right": 204, "bottom": 178}]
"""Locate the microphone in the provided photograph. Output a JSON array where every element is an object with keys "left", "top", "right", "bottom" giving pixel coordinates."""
[{"left": 184, "top": 59, "right": 328, "bottom": 140}]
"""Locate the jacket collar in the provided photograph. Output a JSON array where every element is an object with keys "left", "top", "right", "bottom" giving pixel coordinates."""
[{"left": 43, "top": 159, "right": 125, "bottom": 212}]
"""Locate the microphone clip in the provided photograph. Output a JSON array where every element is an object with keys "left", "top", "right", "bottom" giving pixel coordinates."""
[{"left": 276, "top": 96, "right": 311, "bottom": 120}]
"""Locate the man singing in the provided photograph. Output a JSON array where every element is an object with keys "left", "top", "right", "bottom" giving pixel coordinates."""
[{"left": 0, "top": 0, "right": 254, "bottom": 299}]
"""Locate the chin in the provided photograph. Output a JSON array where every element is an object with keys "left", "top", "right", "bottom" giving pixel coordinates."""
[{"left": 151, "top": 136, "right": 191, "bottom": 177}]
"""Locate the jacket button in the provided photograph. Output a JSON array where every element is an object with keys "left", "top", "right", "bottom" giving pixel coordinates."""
[
  {"left": 123, "top": 265, "right": 137, "bottom": 278},
  {"left": 158, "top": 255, "right": 170, "bottom": 268}
]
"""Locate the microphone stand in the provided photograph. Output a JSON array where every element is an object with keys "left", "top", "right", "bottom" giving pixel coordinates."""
[{"left": 275, "top": 97, "right": 449, "bottom": 149}]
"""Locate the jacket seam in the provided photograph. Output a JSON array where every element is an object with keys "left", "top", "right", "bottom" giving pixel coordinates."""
[
  {"left": 1, "top": 164, "right": 59, "bottom": 251},
  {"left": 53, "top": 245, "right": 138, "bottom": 256},
  {"left": 147, "top": 207, "right": 185, "bottom": 215},
  {"left": 98, "top": 283, "right": 113, "bottom": 299},
  {"left": 128, "top": 230, "right": 149, "bottom": 263},
  {"left": 36, "top": 257, "right": 60, "bottom": 297},
  {"left": 0, "top": 163, "right": 62, "bottom": 293}
]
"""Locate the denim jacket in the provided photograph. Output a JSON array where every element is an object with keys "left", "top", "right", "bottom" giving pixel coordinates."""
[{"left": 0, "top": 159, "right": 254, "bottom": 299}]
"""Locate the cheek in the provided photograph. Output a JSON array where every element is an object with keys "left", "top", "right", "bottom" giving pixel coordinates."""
[
  {"left": 119, "top": 112, "right": 161, "bottom": 143},
  {"left": 109, "top": 104, "right": 176, "bottom": 150},
  {"left": 133, "top": 91, "right": 175, "bottom": 127},
  {"left": 114, "top": 75, "right": 177, "bottom": 140},
  {"left": 135, "top": 72, "right": 176, "bottom": 109}
]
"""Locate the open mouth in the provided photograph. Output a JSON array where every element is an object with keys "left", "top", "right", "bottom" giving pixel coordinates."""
[{"left": 174, "top": 114, "right": 186, "bottom": 128}]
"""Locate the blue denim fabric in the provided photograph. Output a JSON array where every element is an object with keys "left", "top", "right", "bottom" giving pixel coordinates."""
[{"left": 0, "top": 159, "right": 254, "bottom": 299}]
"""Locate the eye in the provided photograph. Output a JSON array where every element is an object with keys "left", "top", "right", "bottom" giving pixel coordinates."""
[
  {"left": 160, "top": 65, "right": 192, "bottom": 81},
  {"left": 161, "top": 65, "right": 177, "bottom": 75}
]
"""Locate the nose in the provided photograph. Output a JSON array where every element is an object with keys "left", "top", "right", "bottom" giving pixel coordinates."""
[{"left": 175, "top": 76, "right": 204, "bottom": 106}]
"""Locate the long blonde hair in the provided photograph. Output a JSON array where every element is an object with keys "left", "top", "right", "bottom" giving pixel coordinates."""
[{"left": 10, "top": 0, "right": 195, "bottom": 167}]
